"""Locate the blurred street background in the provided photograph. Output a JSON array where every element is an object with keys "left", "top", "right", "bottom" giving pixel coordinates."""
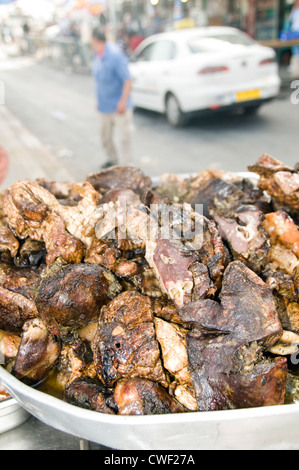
[{"left": 0, "top": 0, "right": 298, "bottom": 189}]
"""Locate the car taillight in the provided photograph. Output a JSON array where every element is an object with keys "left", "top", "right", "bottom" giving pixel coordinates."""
[
  {"left": 198, "top": 66, "right": 229, "bottom": 75},
  {"left": 259, "top": 57, "right": 276, "bottom": 66}
]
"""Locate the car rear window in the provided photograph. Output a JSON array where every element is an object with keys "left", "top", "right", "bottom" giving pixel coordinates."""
[{"left": 188, "top": 33, "right": 255, "bottom": 53}]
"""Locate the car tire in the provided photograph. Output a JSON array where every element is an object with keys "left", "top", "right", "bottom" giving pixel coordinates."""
[
  {"left": 244, "top": 105, "right": 261, "bottom": 116},
  {"left": 165, "top": 93, "right": 187, "bottom": 127}
]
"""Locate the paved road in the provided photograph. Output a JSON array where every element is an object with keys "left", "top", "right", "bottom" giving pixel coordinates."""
[{"left": 0, "top": 55, "right": 298, "bottom": 182}]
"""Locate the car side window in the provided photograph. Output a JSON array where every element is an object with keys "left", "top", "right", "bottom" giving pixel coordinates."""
[
  {"left": 134, "top": 43, "right": 154, "bottom": 62},
  {"left": 151, "top": 40, "right": 177, "bottom": 61}
]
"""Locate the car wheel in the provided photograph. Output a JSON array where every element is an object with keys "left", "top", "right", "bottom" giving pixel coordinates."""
[
  {"left": 165, "top": 94, "right": 186, "bottom": 127},
  {"left": 244, "top": 105, "right": 261, "bottom": 116}
]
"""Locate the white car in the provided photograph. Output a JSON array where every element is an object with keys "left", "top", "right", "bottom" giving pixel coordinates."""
[{"left": 129, "top": 27, "right": 281, "bottom": 126}]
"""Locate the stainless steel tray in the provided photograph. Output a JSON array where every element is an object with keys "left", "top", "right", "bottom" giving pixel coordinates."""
[
  {"left": 0, "top": 397, "right": 29, "bottom": 434},
  {"left": 0, "top": 366, "right": 298, "bottom": 450}
]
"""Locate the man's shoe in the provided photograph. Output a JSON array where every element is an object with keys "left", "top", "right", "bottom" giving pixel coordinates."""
[{"left": 100, "top": 161, "right": 116, "bottom": 170}]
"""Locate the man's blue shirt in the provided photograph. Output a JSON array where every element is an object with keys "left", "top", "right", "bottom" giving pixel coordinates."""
[{"left": 93, "top": 42, "right": 133, "bottom": 114}]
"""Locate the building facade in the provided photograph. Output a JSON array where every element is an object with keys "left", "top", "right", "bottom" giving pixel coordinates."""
[{"left": 112, "top": 0, "right": 296, "bottom": 41}]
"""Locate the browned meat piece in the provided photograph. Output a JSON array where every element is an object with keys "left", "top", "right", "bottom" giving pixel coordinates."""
[
  {"left": 0, "top": 287, "right": 38, "bottom": 333},
  {"left": 266, "top": 270, "right": 299, "bottom": 302},
  {"left": 152, "top": 299, "right": 186, "bottom": 326},
  {"left": 214, "top": 208, "right": 269, "bottom": 273},
  {"left": 263, "top": 211, "right": 299, "bottom": 259},
  {"left": 155, "top": 174, "right": 190, "bottom": 203},
  {"left": 36, "top": 179, "right": 82, "bottom": 202},
  {"left": 0, "top": 228, "right": 19, "bottom": 259},
  {"left": 95, "top": 201, "right": 154, "bottom": 252},
  {"left": 179, "top": 261, "right": 286, "bottom": 411},
  {"left": 114, "top": 259, "right": 139, "bottom": 278},
  {"left": 154, "top": 318, "right": 198, "bottom": 411},
  {"left": 114, "top": 378, "right": 186, "bottom": 415},
  {"left": 85, "top": 239, "right": 121, "bottom": 270},
  {"left": 249, "top": 155, "right": 299, "bottom": 213},
  {"left": 0, "top": 330, "right": 21, "bottom": 360},
  {"left": 87, "top": 166, "right": 152, "bottom": 197},
  {"left": 57, "top": 338, "right": 96, "bottom": 388},
  {"left": 146, "top": 213, "right": 225, "bottom": 308},
  {"left": 65, "top": 377, "right": 114, "bottom": 414},
  {"left": 186, "top": 170, "right": 269, "bottom": 219},
  {"left": 249, "top": 154, "right": 295, "bottom": 177},
  {"left": 14, "top": 239, "right": 46, "bottom": 268},
  {"left": 13, "top": 318, "right": 61, "bottom": 385},
  {"left": 3, "top": 180, "right": 101, "bottom": 262},
  {"left": 0, "top": 261, "right": 121, "bottom": 331},
  {"left": 101, "top": 189, "right": 141, "bottom": 206},
  {"left": 276, "top": 298, "right": 299, "bottom": 334},
  {"left": 36, "top": 263, "right": 122, "bottom": 328},
  {"left": 93, "top": 291, "right": 168, "bottom": 388},
  {"left": 42, "top": 212, "right": 85, "bottom": 265}
]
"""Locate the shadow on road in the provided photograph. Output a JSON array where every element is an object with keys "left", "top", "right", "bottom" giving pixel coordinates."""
[{"left": 134, "top": 104, "right": 275, "bottom": 133}]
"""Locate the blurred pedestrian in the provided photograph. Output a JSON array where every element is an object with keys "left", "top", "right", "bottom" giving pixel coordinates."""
[
  {"left": 91, "top": 27, "right": 134, "bottom": 169},
  {"left": 0, "top": 147, "right": 9, "bottom": 185},
  {"left": 128, "top": 30, "right": 144, "bottom": 53}
]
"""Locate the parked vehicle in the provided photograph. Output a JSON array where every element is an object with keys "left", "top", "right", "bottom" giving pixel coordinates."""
[{"left": 129, "top": 27, "right": 281, "bottom": 126}]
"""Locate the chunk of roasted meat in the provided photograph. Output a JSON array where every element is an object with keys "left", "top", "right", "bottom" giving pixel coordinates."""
[
  {"left": 0, "top": 262, "right": 121, "bottom": 332},
  {"left": 87, "top": 166, "right": 152, "bottom": 198},
  {"left": 214, "top": 207, "right": 269, "bottom": 273},
  {"left": 93, "top": 291, "right": 168, "bottom": 388},
  {"left": 263, "top": 211, "right": 299, "bottom": 275},
  {"left": 179, "top": 261, "right": 287, "bottom": 411},
  {"left": 0, "top": 262, "right": 40, "bottom": 333},
  {"left": 186, "top": 170, "right": 270, "bottom": 219},
  {"left": 13, "top": 318, "right": 61, "bottom": 385},
  {"left": 57, "top": 338, "right": 96, "bottom": 388},
  {"left": 114, "top": 378, "right": 186, "bottom": 415},
  {"left": 154, "top": 317, "right": 198, "bottom": 411},
  {"left": 249, "top": 154, "right": 299, "bottom": 215},
  {"left": 146, "top": 210, "right": 225, "bottom": 308},
  {"left": 36, "top": 263, "right": 122, "bottom": 328},
  {"left": 0, "top": 228, "right": 19, "bottom": 260},
  {"left": 3, "top": 180, "right": 101, "bottom": 264},
  {"left": 64, "top": 377, "right": 114, "bottom": 414}
]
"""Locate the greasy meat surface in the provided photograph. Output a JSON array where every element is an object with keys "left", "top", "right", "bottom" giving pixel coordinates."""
[
  {"left": 186, "top": 170, "right": 269, "bottom": 219},
  {"left": 93, "top": 291, "right": 168, "bottom": 388},
  {"left": 36, "top": 263, "right": 122, "bottom": 328},
  {"left": 249, "top": 154, "right": 299, "bottom": 214},
  {"left": 214, "top": 208, "right": 269, "bottom": 273},
  {"left": 14, "top": 239, "right": 46, "bottom": 268},
  {"left": 57, "top": 339, "right": 96, "bottom": 388},
  {"left": 65, "top": 377, "right": 114, "bottom": 414},
  {"left": 13, "top": 318, "right": 61, "bottom": 385},
  {"left": 0, "top": 287, "right": 38, "bottom": 333},
  {"left": 3, "top": 180, "right": 100, "bottom": 263},
  {"left": 114, "top": 378, "right": 186, "bottom": 415},
  {"left": 87, "top": 166, "right": 152, "bottom": 197},
  {"left": 146, "top": 212, "right": 225, "bottom": 308},
  {"left": 179, "top": 261, "right": 286, "bottom": 411},
  {"left": 0, "top": 228, "right": 19, "bottom": 259}
]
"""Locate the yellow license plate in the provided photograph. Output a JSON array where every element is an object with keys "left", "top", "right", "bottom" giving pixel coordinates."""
[{"left": 236, "top": 90, "right": 261, "bottom": 102}]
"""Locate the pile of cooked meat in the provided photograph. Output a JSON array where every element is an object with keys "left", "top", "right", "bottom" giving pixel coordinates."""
[{"left": 1, "top": 155, "right": 299, "bottom": 414}]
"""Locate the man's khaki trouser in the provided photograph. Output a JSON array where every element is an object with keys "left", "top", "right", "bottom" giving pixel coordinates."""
[{"left": 100, "top": 109, "right": 134, "bottom": 166}]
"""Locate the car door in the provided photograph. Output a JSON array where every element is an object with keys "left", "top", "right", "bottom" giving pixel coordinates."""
[
  {"left": 130, "top": 39, "right": 177, "bottom": 112},
  {"left": 130, "top": 41, "right": 156, "bottom": 110}
]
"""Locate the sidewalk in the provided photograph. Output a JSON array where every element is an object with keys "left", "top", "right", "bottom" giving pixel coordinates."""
[{"left": 0, "top": 105, "right": 74, "bottom": 191}]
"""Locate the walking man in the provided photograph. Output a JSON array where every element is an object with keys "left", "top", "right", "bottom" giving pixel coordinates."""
[{"left": 91, "top": 27, "right": 134, "bottom": 169}]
